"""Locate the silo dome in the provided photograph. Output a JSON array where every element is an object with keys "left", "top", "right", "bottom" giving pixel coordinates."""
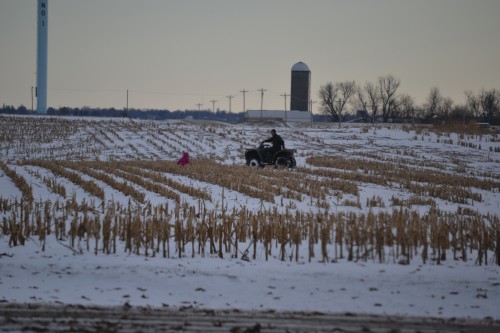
[
  {"left": 290, "top": 62, "right": 311, "bottom": 112},
  {"left": 291, "top": 62, "right": 310, "bottom": 72}
]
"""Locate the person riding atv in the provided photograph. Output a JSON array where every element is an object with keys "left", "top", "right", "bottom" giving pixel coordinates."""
[
  {"left": 261, "top": 129, "right": 285, "bottom": 161},
  {"left": 245, "top": 129, "right": 297, "bottom": 168},
  {"left": 264, "top": 129, "right": 285, "bottom": 150}
]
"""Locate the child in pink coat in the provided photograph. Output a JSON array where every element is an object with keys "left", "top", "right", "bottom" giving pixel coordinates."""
[{"left": 177, "top": 152, "right": 190, "bottom": 166}]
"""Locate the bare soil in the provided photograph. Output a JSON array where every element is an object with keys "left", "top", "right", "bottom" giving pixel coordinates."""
[{"left": 1, "top": 303, "right": 499, "bottom": 332}]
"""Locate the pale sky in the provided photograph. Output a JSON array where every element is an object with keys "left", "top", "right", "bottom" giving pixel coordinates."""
[{"left": 1, "top": 0, "right": 499, "bottom": 113}]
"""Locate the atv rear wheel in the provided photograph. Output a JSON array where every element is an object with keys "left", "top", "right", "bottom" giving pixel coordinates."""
[{"left": 275, "top": 156, "right": 291, "bottom": 168}]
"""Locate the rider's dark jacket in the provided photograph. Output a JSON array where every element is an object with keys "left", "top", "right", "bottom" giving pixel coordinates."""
[{"left": 263, "top": 134, "right": 285, "bottom": 152}]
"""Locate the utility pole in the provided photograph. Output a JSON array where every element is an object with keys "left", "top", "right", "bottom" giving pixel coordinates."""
[
  {"left": 280, "top": 93, "right": 289, "bottom": 111},
  {"left": 126, "top": 89, "right": 129, "bottom": 112},
  {"left": 258, "top": 88, "right": 267, "bottom": 120},
  {"left": 310, "top": 99, "right": 316, "bottom": 126},
  {"left": 240, "top": 89, "right": 248, "bottom": 113},
  {"left": 226, "top": 95, "right": 234, "bottom": 113},
  {"left": 31, "top": 86, "right": 34, "bottom": 112},
  {"left": 281, "top": 92, "right": 289, "bottom": 123},
  {"left": 209, "top": 99, "right": 217, "bottom": 120},
  {"left": 196, "top": 103, "right": 203, "bottom": 111},
  {"left": 309, "top": 99, "right": 316, "bottom": 112}
]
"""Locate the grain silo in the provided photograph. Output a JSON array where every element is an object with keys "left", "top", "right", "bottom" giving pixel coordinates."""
[{"left": 290, "top": 62, "right": 310, "bottom": 112}]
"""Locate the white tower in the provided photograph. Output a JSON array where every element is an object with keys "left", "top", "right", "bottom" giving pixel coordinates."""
[{"left": 37, "top": 0, "right": 48, "bottom": 114}]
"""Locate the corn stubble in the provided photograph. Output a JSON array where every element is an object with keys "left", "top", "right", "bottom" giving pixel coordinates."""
[
  {"left": 1, "top": 155, "right": 499, "bottom": 266},
  {"left": 1, "top": 117, "right": 498, "bottom": 265}
]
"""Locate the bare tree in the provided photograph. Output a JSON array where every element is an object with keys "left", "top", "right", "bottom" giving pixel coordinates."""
[
  {"left": 318, "top": 81, "right": 357, "bottom": 127},
  {"left": 339, "top": 81, "right": 357, "bottom": 119},
  {"left": 356, "top": 82, "right": 385, "bottom": 123},
  {"left": 465, "top": 90, "right": 481, "bottom": 118},
  {"left": 422, "top": 87, "right": 442, "bottom": 122},
  {"left": 318, "top": 82, "right": 339, "bottom": 122},
  {"left": 398, "top": 94, "right": 416, "bottom": 124},
  {"left": 378, "top": 74, "right": 400, "bottom": 122},
  {"left": 421, "top": 87, "right": 454, "bottom": 122},
  {"left": 479, "top": 89, "right": 500, "bottom": 122},
  {"left": 465, "top": 89, "right": 499, "bottom": 122},
  {"left": 387, "top": 97, "right": 402, "bottom": 121},
  {"left": 354, "top": 87, "right": 370, "bottom": 122},
  {"left": 363, "top": 82, "right": 381, "bottom": 124},
  {"left": 440, "top": 97, "right": 454, "bottom": 120},
  {"left": 450, "top": 104, "right": 469, "bottom": 124}
]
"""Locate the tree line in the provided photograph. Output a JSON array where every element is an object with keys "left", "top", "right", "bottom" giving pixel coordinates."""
[
  {"left": 0, "top": 106, "right": 246, "bottom": 123},
  {"left": 318, "top": 74, "right": 500, "bottom": 126},
  {"left": 3, "top": 76, "right": 498, "bottom": 126},
  {"left": 0, "top": 105, "right": 335, "bottom": 123}
]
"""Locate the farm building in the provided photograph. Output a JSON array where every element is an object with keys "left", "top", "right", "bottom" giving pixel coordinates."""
[{"left": 244, "top": 110, "right": 312, "bottom": 123}]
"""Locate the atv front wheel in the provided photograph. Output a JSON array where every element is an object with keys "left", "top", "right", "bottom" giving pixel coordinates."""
[{"left": 247, "top": 158, "right": 261, "bottom": 167}]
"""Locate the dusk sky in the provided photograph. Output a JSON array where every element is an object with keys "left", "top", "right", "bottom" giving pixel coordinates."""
[{"left": 1, "top": 0, "right": 499, "bottom": 113}]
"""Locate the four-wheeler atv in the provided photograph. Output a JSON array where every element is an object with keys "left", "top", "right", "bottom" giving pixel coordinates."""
[{"left": 245, "top": 142, "right": 297, "bottom": 169}]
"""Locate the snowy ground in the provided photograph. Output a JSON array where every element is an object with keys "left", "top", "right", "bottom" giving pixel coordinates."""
[
  {"left": 1, "top": 116, "right": 499, "bottom": 321},
  {"left": 1, "top": 241, "right": 500, "bottom": 320}
]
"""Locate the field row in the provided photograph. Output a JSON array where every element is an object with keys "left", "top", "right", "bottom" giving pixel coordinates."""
[
  {"left": 2, "top": 117, "right": 499, "bottom": 171},
  {"left": 1, "top": 192, "right": 499, "bottom": 266},
  {"left": 2, "top": 155, "right": 497, "bottom": 213},
  {"left": 1, "top": 156, "right": 499, "bottom": 265}
]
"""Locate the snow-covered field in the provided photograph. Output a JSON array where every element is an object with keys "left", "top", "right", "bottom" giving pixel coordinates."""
[{"left": 1, "top": 115, "right": 499, "bottom": 320}]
